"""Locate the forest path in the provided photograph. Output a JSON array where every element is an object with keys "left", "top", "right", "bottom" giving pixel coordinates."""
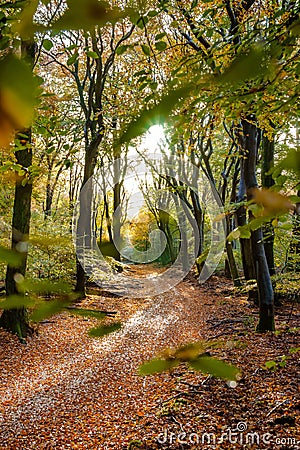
[
  {"left": 0, "top": 272, "right": 214, "bottom": 449},
  {"left": 0, "top": 273, "right": 299, "bottom": 450}
]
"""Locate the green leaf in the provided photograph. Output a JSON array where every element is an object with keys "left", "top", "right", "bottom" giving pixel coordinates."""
[
  {"left": 280, "top": 150, "right": 300, "bottom": 176},
  {"left": 147, "top": 9, "right": 159, "bottom": 17},
  {"left": 217, "top": 45, "right": 269, "bottom": 86},
  {"left": 150, "top": 81, "right": 158, "bottom": 90},
  {"left": 174, "top": 342, "right": 205, "bottom": 361},
  {"left": 51, "top": 0, "right": 132, "bottom": 31},
  {"left": 30, "top": 299, "right": 69, "bottom": 322},
  {"left": 86, "top": 50, "right": 99, "bottom": 59},
  {"left": 288, "top": 195, "right": 300, "bottom": 203},
  {"left": 116, "top": 45, "right": 128, "bottom": 55},
  {"left": 238, "top": 225, "right": 251, "bottom": 239},
  {"left": 88, "top": 323, "right": 122, "bottom": 337},
  {"left": 155, "top": 32, "right": 166, "bottom": 40},
  {"left": 155, "top": 41, "right": 167, "bottom": 51},
  {"left": 227, "top": 228, "right": 241, "bottom": 242},
  {"left": 0, "top": 55, "right": 41, "bottom": 143},
  {"left": 189, "top": 356, "right": 239, "bottom": 380},
  {"left": 141, "top": 44, "right": 151, "bottom": 56},
  {"left": 67, "top": 52, "right": 78, "bottom": 66},
  {"left": 42, "top": 39, "right": 53, "bottom": 51},
  {"left": 196, "top": 249, "right": 209, "bottom": 265},
  {"left": 264, "top": 360, "right": 277, "bottom": 370},
  {"left": 136, "top": 16, "right": 148, "bottom": 29},
  {"left": 249, "top": 217, "right": 268, "bottom": 231},
  {"left": 11, "top": 0, "right": 39, "bottom": 39},
  {"left": 138, "top": 358, "right": 178, "bottom": 375},
  {"left": 0, "top": 245, "right": 23, "bottom": 267},
  {"left": 289, "top": 347, "right": 300, "bottom": 354},
  {"left": 0, "top": 295, "right": 34, "bottom": 309},
  {"left": 66, "top": 307, "right": 106, "bottom": 319}
]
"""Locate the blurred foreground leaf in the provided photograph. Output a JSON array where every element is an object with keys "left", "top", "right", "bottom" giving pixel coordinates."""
[
  {"left": 252, "top": 188, "right": 293, "bottom": 216},
  {"left": 88, "top": 323, "right": 122, "bottom": 337},
  {"left": 53, "top": 0, "right": 130, "bottom": 30},
  {"left": 0, "top": 55, "right": 41, "bottom": 146},
  {"left": 279, "top": 150, "right": 300, "bottom": 176},
  {"left": 138, "top": 341, "right": 240, "bottom": 380},
  {"left": 217, "top": 45, "right": 269, "bottom": 86},
  {"left": 66, "top": 307, "right": 107, "bottom": 319},
  {"left": 0, "top": 295, "right": 34, "bottom": 309},
  {"left": 139, "top": 358, "right": 178, "bottom": 375},
  {"left": 30, "top": 299, "right": 70, "bottom": 322},
  {"left": 189, "top": 356, "right": 240, "bottom": 380},
  {"left": 0, "top": 245, "right": 23, "bottom": 267}
]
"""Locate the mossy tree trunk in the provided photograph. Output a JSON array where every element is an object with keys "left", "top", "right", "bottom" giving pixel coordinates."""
[
  {"left": 0, "top": 40, "right": 35, "bottom": 341},
  {"left": 0, "top": 136, "right": 33, "bottom": 340}
]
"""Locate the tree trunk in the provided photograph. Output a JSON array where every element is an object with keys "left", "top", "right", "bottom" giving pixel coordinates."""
[
  {"left": 44, "top": 182, "right": 53, "bottom": 218},
  {"left": 225, "top": 215, "right": 241, "bottom": 287},
  {"left": 288, "top": 191, "right": 300, "bottom": 271},
  {"left": 190, "top": 188, "right": 204, "bottom": 274},
  {"left": 0, "top": 41, "right": 35, "bottom": 341},
  {"left": 261, "top": 133, "right": 275, "bottom": 276},
  {"left": 236, "top": 157, "right": 256, "bottom": 281},
  {"left": 113, "top": 155, "right": 121, "bottom": 262},
  {"left": 0, "top": 138, "right": 33, "bottom": 341},
  {"left": 242, "top": 117, "right": 275, "bottom": 332},
  {"left": 75, "top": 136, "right": 102, "bottom": 297}
]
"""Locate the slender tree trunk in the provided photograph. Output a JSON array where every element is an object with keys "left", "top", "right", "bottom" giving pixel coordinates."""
[
  {"left": 288, "top": 192, "right": 300, "bottom": 271},
  {"left": 261, "top": 133, "right": 275, "bottom": 276},
  {"left": 190, "top": 188, "right": 204, "bottom": 273},
  {"left": 113, "top": 153, "right": 121, "bottom": 262},
  {"left": 44, "top": 183, "right": 54, "bottom": 218},
  {"left": 225, "top": 216, "right": 241, "bottom": 286},
  {"left": 242, "top": 117, "right": 275, "bottom": 332},
  {"left": 236, "top": 157, "right": 256, "bottom": 281}
]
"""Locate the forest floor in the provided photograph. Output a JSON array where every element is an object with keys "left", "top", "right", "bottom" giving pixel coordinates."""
[{"left": 0, "top": 268, "right": 299, "bottom": 450}]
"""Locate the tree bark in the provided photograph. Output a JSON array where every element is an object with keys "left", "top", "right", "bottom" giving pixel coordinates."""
[
  {"left": 75, "top": 136, "right": 102, "bottom": 297},
  {"left": 288, "top": 191, "right": 300, "bottom": 271},
  {"left": 236, "top": 157, "right": 256, "bottom": 281},
  {"left": 0, "top": 137, "right": 33, "bottom": 341},
  {"left": 261, "top": 133, "right": 275, "bottom": 276},
  {"left": 0, "top": 40, "right": 35, "bottom": 341},
  {"left": 242, "top": 117, "right": 275, "bottom": 332}
]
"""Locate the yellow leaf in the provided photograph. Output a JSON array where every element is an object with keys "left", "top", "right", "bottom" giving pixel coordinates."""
[{"left": 252, "top": 188, "right": 293, "bottom": 216}]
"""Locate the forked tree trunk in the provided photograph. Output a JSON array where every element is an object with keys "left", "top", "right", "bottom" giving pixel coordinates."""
[{"left": 242, "top": 117, "right": 275, "bottom": 332}]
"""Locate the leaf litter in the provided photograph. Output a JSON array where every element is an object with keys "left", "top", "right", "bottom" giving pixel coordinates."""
[{"left": 0, "top": 272, "right": 299, "bottom": 449}]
